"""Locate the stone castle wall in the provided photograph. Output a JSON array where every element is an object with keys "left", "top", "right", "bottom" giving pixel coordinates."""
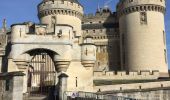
[
  {"left": 94, "top": 70, "right": 160, "bottom": 80},
  {"left": 82, "top": 10, "right": 121, "bottom": 71},
  {"left": 94, "top": 81, "right": 170, "bottom": 92},
  {"left": 112, "top": 89, "right": 170, "bottom": 100}
]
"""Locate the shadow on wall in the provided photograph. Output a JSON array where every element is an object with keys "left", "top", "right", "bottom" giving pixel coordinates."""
[
  {"left": 1, "top": 32, "right": 10, "bottom": 72},
  {"left": 103, "top": 9, "right": 120, "bottom": 71}
]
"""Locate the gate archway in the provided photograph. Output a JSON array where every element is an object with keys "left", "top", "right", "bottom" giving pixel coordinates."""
[{"left": 27, "top": 49, "right": 56, "bottom": 96}]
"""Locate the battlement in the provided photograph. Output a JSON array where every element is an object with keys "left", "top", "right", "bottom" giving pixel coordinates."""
[
  {"left": 38, "top": 0, "right": 83, "bottom": 19},
  {"left": 93, "top": 70, "right": 160, "bottom": 80},
  {"left": 10, "top": 22, "right": 74, "bottom": 44},
  {"left": 117, "top": 2, "right": 165, "bottom": 17},
  {"left": 117, "top": 0, "right": 165, "bottom": 10}
]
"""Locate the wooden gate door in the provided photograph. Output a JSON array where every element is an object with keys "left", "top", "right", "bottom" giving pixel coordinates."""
[{"left": 27, "top": 50, "right": 56, "bottom": 96}]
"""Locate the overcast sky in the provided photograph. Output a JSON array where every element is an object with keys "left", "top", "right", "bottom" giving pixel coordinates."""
[{"left": 0, "top": 0, "right": 170, "bottom": 68}]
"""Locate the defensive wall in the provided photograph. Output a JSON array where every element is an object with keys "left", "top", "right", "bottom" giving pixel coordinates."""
[{"left": 94, "top": 70, "right": 160, "bottom": 80}]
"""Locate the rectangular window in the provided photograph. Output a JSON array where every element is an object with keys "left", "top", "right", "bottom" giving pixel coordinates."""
[
  {"left": 123, "top": 52, "right": 126, "bottom": 65},
  {"left": 164, "top": 49, "right": 167, "bottom": 63},
  {"left": 140, "top": 12, "right": 147, "bottom": 25},
  {"left": 163, "top": 31, "right": 166, "bottom": 45}
]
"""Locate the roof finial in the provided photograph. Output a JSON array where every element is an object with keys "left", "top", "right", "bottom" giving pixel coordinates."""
[
  {"left": 2, "top": 19, "right": 7, "bottom": 32},
  {"left": 97, "top": 3, "right": 100, "bottom": 11}
]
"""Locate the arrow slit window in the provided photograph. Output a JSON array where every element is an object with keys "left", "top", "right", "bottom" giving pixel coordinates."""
[{"left": 140, "top": 12, "right": 147, "bottom": 25}]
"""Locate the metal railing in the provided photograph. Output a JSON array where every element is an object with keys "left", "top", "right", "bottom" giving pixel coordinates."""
[{"left": 64, "top": 91, "right": 137, "bottom": 100}]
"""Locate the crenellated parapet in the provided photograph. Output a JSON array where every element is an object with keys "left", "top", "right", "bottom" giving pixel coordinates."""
[
  {"left": 10, "top": 22, "right": 74, "bottom": 45},
  {"left": 38, "top": 9, "right": 83, "bottom": 20},
  {"left": 117, "top": 4, "right": 165, "bottom": 17},
  {"left": 38, "top": 0, "right": 83, "bottom": 19},
  {"left": 117, "top": 0, "right": 166, "bottom": 17},
  {"left": 94, "top": 70, "right": 160, "bottom": 80},
  {"left": 37, "top": 0, "right": 83, "bottom": 36}
]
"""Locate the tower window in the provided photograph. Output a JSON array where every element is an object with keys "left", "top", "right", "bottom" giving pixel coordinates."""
[
  {"left": 51, "top": 16, "right": 56, "bottom": 28},
  {"left": 86, "top": 30, "right": 88, "bottom": 33},
  {"left": 123, "top": 52, "right": 126, "bottom": 65},
  {"left": 163, "top": 31, "right": 166, "bottom": 45},
  {"left": 98, "top": 62, "right": 100, "bottom": 66},
  {"left": 140, "top": 12, "right": 147, "bottom": 25},
  {"left": 139, "top": 86, "right": 142, "bottom": 89},
  {"left": 164, "top": 49, "right": 167, "bottom": 63}
]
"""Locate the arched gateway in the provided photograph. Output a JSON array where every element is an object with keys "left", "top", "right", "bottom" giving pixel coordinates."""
[
  {"left": 7, "top": 0, "right": 96, "bottom": 99},
  {"left": 27, "top": 49, "right": 56, "bottom": 96}
]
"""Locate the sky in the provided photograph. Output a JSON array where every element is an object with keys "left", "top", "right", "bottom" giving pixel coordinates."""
[{"left": 0, "top": 0, "right": 170, "bottom": 68}]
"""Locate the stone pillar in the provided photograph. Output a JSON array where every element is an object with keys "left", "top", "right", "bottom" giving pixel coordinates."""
[
  {"left": 0, "top": 57, "right": 2, "bottom": 72},
  {"left": 58, "top": 73, "right": 68, "bottom": 100},
  {"left": 54, "top": 61, "right": 70, "bottom": 100},
  {"left": 15, "top": 61, "right": 28, "bottom": 93},
  {"left": 12, "top": 72, "right": 24, "bottom": 100}
]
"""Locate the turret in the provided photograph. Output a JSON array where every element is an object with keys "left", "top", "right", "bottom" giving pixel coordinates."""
[
  {"left": 81, "top": 36, "right": 96, "bottom": 68},
  {"left": 117, "top": 0, "right": 168, "bottom": 77},
  {"left": 38, "top": 0, "right": 83, "bottom": 36}
]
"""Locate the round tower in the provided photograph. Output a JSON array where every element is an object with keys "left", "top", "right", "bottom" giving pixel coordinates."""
[
  {"left": 117, "top": 0, "right": 168, "bottom": 77},
  {"left": 38, "top": 0, "right": 83, "bottom": 35}
]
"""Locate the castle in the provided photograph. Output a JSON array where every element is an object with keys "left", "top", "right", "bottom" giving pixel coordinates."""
[{"left": 0, "top": 0, "right": 170, "bottom": 100}]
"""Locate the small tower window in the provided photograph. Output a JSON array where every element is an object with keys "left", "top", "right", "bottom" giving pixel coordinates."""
[
  {"left": 164, "top": 49, "right": 167, "bottom": 63},
  {"left": 123, "top": 52, "right": 126, "bottom": 65},
  {"left": 140, "top": 12, "right": 147, "bottom": 25},
  {"left": 86, "top": 30, "right": 88, "bottom": 33},
  {"left": 163, "top": 31, "right": 166, "bottom": 45},
  {"left": 51, "top": 16, "right": 56, "bottom": 28}
]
